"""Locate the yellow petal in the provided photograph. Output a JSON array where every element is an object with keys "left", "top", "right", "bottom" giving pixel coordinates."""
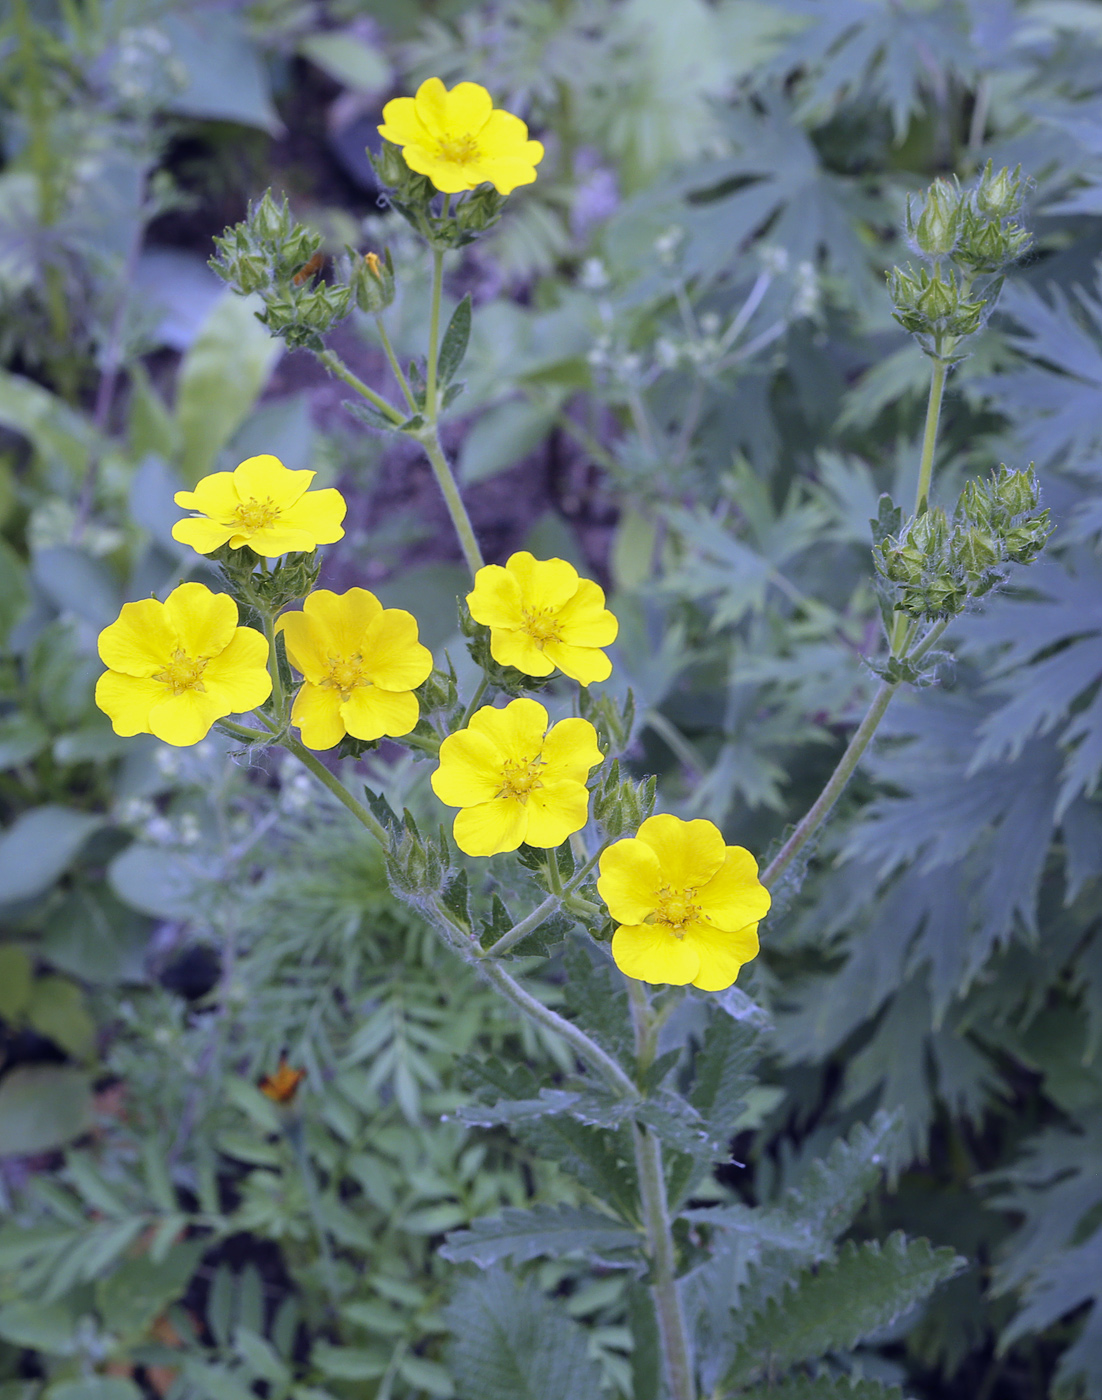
[
  {"left": 95, "top": 670, "right": 165, "bottom": 736},
  {"left": 147, "top": 688, "right": 224, "bottom": 747},
  {"left": 282, "top": 486, "right": 347, "bottom": 545},
  {"left": 233, "top": 455, "right": 314, "bottom": 510},
  {"left": 171, "top": 517, "right": 238, "bottom": 555},
  {"left": 698, "top": 847, "right": 771, "bottom": 931},
  {"left": 174, "top": 472, "right": 239, "bottom": 520},
  {"left": 541, "top": 638, "right": 612, "bottom": 685},
  {"left": 477, "top": 108, "right": 532, "bottom": 154},
  {"left": 507, "top": 552, "right": 579, "bottom": 612},
  {"left": 378, "top": 95, "right": 431, "bottom": 147},
  {"left": 597, "top": 839, "right": 663, "bottom": 924},
  {"left": 163, "top": 583, "right": 238, "bottom": 660},
  {"left": 541, "top": 717, "right": 603, "bottom": 784},
  {"left": 453, "top": 798, "right": 528, "bottom": 857},
  {"left": 410, "top": 77, "right": 452, "bottom": 139},
  {"left": 402, "top": 147, "right": 479, "bottom": 193},
  {"left": 556, "top": 578, "right": 618, "bottom": 646},
  {"left": 237, "top": 524, "right": 318, "bottom": 558},
  {"left": 291, "top": 682, "right": 346, "bottom": 750},
  {"left": 201, "top": 628, "right": 273, "bottom": 714},
  {"left": 684, "top": 921, "right": 761, "bottom": 992},
  {"left": 488, "top": 626, "right": 555, "bottom": 677},
  {"left": 98, "top": 599, "right": 175, "bottom": 676},
  {"left": 432, "top": 727, "right": 504, "bottom": 807},
  {"left": 611, "top": 924, "right": 700, "bottom": 986},
  {"left": 341, "top": 686, "right": 419, "bottom": 740},
  {"left": 467, "top": 564, "right": 523, "bottom": 629},
  {"left": 523, "top": 780, "right": 589, "bottom": 847},
  {"left": 363, "top": 609, "right": 433, "bottom": 691},
  {"left": 442, "top": 80, "right": 494, "bottom": 136},
  {"left": 468, "top": 698, "right": 548, "bottom": 767},
  {"left": 276, "top": 611, "right": 328, "bottom": 684},
  {"left": 478, "top": 154, "right": 543, "bottom": 196},
  {"left": 636, "top": 813, "right": 726, "bottom": 889},
  {"left": 301, "top": 588, "right": 383, "bottom": 658}
]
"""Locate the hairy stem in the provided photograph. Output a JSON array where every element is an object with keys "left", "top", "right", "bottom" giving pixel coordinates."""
[
  {"left": 374, "top": 315, "right": 418, "bottom": 414},
  {"left": 261, "top": 610, "right": 285, "bottom": 722},
  {"left": 425, "top": 248, "right": 445, "bottom": 419},
  {"left": 915, "top": 355, "right": 948, "bottom": 515},
  {"left": 316, "top": 348, "right": 404, "bottom": 424},
  {"left": 415, "top": 428, "right": 485, "bottom": 578},
  {"left": 629, "top": 985, "right": 695, "bottom": 1400}
]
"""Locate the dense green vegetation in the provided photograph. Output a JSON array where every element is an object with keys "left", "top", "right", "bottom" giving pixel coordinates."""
[{"left": 2, "top": 3, "right": 1102, "bottom": 1399}]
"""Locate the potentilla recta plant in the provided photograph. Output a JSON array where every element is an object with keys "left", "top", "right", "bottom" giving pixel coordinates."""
[{"left": 94, "top": 85, "right": 1049, "bottom": 1396}]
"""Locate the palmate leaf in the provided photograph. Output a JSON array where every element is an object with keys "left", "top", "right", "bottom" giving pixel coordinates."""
[
  {"left": 444, "top": 1268, "right": 604, "bottom": 1400},
  {"left": 439, "top": 1204, "right": 640, "bottom": 1268},
  {"left": 723, "top": 1233, "right": 964, "bottom": 1391}
]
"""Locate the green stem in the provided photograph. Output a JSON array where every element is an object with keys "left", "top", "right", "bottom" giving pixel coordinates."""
[
  {"left": 479, "top": 892, "right": 561, "bottom": 959},
  {"left": 316, "top": 348, "right": 404, "bottom": 424},
  {"left": 425, "top": 247, "right": 445, "bottom": 420},
  {"left": 283, "top": 735, "right": 390, "bottom": 847},
  {"left": 546, "top": 851, "right": 564, "bottom": 898},
  {"left": 261, "top": 610, "right": 285, "bottom": 722},
  {"left": 375, "top": 315, "right": 418, "bottom": 414},
  {"left": 628, "top": 986, "right": 695, "bottom": 1400},
  {"left": 914, "top": 354, "right": 948, "bottom": 515},
  {"left": 459, "top": 674, "right": 490, "bottom": 729},
  {"left": 416, "top": 428, "right": 485, "bottom": 578}
]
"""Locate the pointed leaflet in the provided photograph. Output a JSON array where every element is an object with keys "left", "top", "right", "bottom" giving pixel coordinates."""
[
  {"left": 437, "top": 294, "right": 472, "bottom": 389},
  {"left": 440, "top": 1204, "right": 639, "bottom": 1267},
  {"left": 779, "top": 1110, "right": 908, "bottom": 1248},
  {"left": 444, "top": 1269, "right": 604, "bottom": 1400}
]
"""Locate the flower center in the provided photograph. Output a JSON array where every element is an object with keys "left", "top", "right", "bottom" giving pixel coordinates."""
[
  {"left": 154, "top": 649, "right": 209, "bottom": 696},
  {"left": 437, "top": 133, "right": 481, "bottom": 166},
  {"left": 653, "top": 886, "right": 701, "bottom": 938},
  {"left": 497, "top": 753, "right": 545, "bottom": 803},
  {"left": 521, "top": 606, "right": 563, "bottom": 648},
  {"left": 233, "top": 497, "right": 281, "bottom": 532},
  {"left": 321, "top": 655, "right": 370, "bottom": 701}
]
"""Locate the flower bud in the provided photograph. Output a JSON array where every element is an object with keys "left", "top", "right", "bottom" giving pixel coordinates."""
[
  {"left": 973, "top": 162, "right": 1025, "bottom": 221},
  {"left": 371, "top": 140, "right": 413, "bottom": 189},
  {"left": 907, "top": 179, "right": 963, "bottom": 259},
  {"left": 350, "top": 247, "right": 396, "bottom": 313}
]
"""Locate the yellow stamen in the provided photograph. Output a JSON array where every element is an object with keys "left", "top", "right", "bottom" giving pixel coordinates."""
[
  {"left": 496, "top": 753, "right": 545, "bottom": 803},
  {"left": 521, "top": 607, "right": 563, "bottom": 648},
  {"left": 233, "top": 497, "right": 281, "bottom": 532},
  {"left": 437, "top": 134, "right": 481, "bottom": 166},
  {"left": 321, "top": 654, "right": 371, "bottom": 702},
  {"left": 653, "top": 885, "right": 701, "bottom": 939},
  {"left": 154, "top": 649, "right": 209, "bottom": 696}
]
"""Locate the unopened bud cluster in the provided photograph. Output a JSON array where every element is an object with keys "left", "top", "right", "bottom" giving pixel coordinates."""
[
  {"left": 210, "top": 192, "right": 352, "bottom": 352},
  {"left": 592, "top": 760, "right": 657, "bottom": 838},
  {"left": 875, "top": 467, "right": 1051, "bottom": 619},
  {"left": 213, "top": 542, "right": 323, "bottom": 613},
  {"left": 371, "top": 143, "right": 506, "bottom": 250},
  {"left": 890, "top": 164, "right": 1031, "bottom": 358}
]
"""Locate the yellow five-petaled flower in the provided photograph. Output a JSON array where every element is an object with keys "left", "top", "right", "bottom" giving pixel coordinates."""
[
  {"left": 95, "top": 582, "right": 272, "bottom": 747},
  {"left": 431, "top": 698, "right": 603, "bottom": 857},
  {"left": 378, "top": 78, "right": 544, "bottom": 196},
  {"left": 172, "top": 454, "right": 346, "bottom": 559},
  {"left": 276, "top": 588, "right": 433, "bottom": 750},
  {"left": 597, "top": 815, "right": 770, "bottom": 991},
  {"left": 467, "top": 552, "right": 618, "bottom": 686}
]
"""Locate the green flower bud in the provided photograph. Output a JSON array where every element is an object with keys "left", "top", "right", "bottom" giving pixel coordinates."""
[
  {"left": 371, "top": 140, "right": 413, "bottom": 189},
  {"left": 956, "top": 528, "right": 1000, "bottom": 578},
  {"left": 907, "top": 178, "right": 963, "bottom": 259},
  {"left": 973, "top": 162, "right": 1025, "bottom": 221},
  {"left": 350, "top": 248, "right": 396, "bottom": 313},
  {"left": 252, "top": 190, "right": 290, "bottom": 243}
]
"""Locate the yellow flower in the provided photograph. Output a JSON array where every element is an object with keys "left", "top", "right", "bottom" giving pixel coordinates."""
[
  {"left": 172, "top": 454, "right": 346, "bottom": 559},
  {"left": 378, "top": 78, "right": 544, "bottom": 196},
  {"left": 95, "top": 583, "right": 272, "bottom": 747},
  {"left": 597, "top": 815, "right": 770, "bottom": 991},
  {"left": 276, "top": 589, "right": 433, "bottom": 751},
  {"left": 466, "top": 552, "right": 618, "bottom": 686},
  {"left": 431, "top": 698, "right": 603, "bottom": 857}
]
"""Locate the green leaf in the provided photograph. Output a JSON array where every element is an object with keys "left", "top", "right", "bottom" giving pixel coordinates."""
[
  {"left": 31, "top": 547, "right": 120, "bottom": 629},
  {"left": 779, "top": 1110, "right": 908, "bottom": 1249},
  {"left": 690, "top": 1013, "right": 759, "bottom": 1152},
  {"left": 0, "top": 370, "right": 95, "bottom": 477},
  {"left": 724, "top": 1234, "right": 965, "bottom": 1389},
  {"left": 175, "top": 292, "right": 281, "bottom": 485},
  {"left": 397, "top": 1356, "right": 454, "bottom": 1398},
  {"left": 161, "top": 10, "right": 281, "bottom": 133},
  {"left": 0, "top": 947, "right": 32, "bottom": 1021},
  {"left": 299, "top": 32, "right": 388, "bottom": 92},
  {"left": 0, "top": 1066, "right": 92, "bottom": 1155},
  {"left": 107, "top": 843, "right": 196, "bottom": 920},
  {"left": 444, "top": 1269, "right": 605, "bottom": 1400},
  {"left": 0, "top": 807, "right": 102, "bottom": 907},
  {"left": 95, "top": 1241, "right": 206, "bottom": 1340},
  {"left": 751, "top": 1378, "right": 903, "bottom": 1400},
  {"left": 440, "top": 1204, "right": 639, "bottom": 1267},
  {"left": 25, "top": 976, "right": 95, "bottom": 1060},
  {"left": 0, "top": 538, "right": 30, "bottom": 647},
  {"left": 437, "top": 295, "right": 472, "bottom": 390},
  {"left": 0, "top": 1300, "right": 78, "bottom": 1351},
  {"left": 458, "top": 397, "right": 559, "bottom": 484},
  {"left": 0, "top": 714, "right": 49, "bottom": 769},
  {"left": 311, "top": 1343, "right": 389, "bottom": 1380}
]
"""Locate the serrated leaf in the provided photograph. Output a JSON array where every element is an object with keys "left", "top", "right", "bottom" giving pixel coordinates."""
[
  {"left": 724, "top": 1233, "right": 964, "bottom": 1389},
  {"left": 440, "top": 1204, "right": 639, "bottom": 1267},
  {"left": 780, "top": 1110, "right": 907, "bottom": 1249},
  {"left": 751, "top": 1377, "right": 904, "bottom": 1400},
  {"left": 444, "top": 1269, "right": 604, "bottom": 1400},
  {"left": 690, "top": 1013, "right": 759, "bottom": 1153}
]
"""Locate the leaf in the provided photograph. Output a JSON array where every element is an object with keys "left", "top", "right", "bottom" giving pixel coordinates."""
[
  {"left": 458, "top": 397, "right": 559, "bottom": 484},
  {"left": 0, "top": 713, "right": 49, "bottom": 769},
  {"left": 779, "top": 1110, "right": 908, "bottom": 1248},
  {"left": 31, "top": 547, "right": 120, "bottom": 629},
  {"left": 0, "top": 947, "right": 32, "bottom": 1021},
  {"left": 690, "top": 1013, "right": 759, "bottom": 1152},
  {"left": 559, "top": 943, "right": 635, "bottom": 1063},
  {"left": 95, "top": 1241, "right": 206, "bottom": 1340},
  {"left": 437, "top": 294, "right": 472, "bottom": 389},
  {"left": 160, "top": 10, "right": 281, "bottom": 133},
  {"left": 174, "top": 292, "right": 281, "bottom": 485},
  {"left": 107, "top": 842, "right": 196, "bottom": 920},
  {"left": 25, "top": 975, "right": 96, "bottom": 1060},
  {"left": 724, "top": 1234, "right": 964, "bottom": 1389},
  {"left": 298, "top": 32, "right": 389, "bottom": 93},
  {"left": 440, "top": 1204, "right": 639, "bottom": 1267},
  {"left": 0, "top": 1300, "right": 79, "bottom": 1351},
  {"left": 311, "top": 1343, "right": 389, "bottom": 1380},
  {"left": 0, "top": 1065, "right": 92, "bottom": 1155},
  {"left": 0, "top": 369, "right": 95, "bottom": 477},
  {"left": 0, "top": 806, "right": 102, "bottom": 907},
  {"left": 444, "top": 1269, "right": 605, "bottom": 1400},
  {"left": 749, "top": 1378, "right": 904, "bottom": 1400}
]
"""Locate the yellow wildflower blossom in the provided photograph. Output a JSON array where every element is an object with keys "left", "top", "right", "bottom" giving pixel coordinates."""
[
  {"left": 95, "top": 582, "right": 272, "bottom": 747},
  {"left": 277, "top": 589, "right": 433, "bottom": 751},
  {"left": 431, "top": 698, "right": 603, "bottom": 857},
  {"left": 172, "top": 454, "right": 346, "bottom": 559},
  {"left": 597, "top": 814, "right": 770, "bottom": 991},
  {"left": 378, "top": 78, "right": 544, "bottom": 196},
  {"left": 466, "top": 552, "right": 618, "bottom": 686}
]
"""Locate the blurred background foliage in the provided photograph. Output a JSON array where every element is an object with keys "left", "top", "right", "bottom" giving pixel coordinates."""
[{"left": 1, "top": 1, "right": 1102, "bottom": 1398}]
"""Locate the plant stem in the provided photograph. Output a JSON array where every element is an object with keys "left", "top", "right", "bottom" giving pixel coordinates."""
[
  {"left": 479, "top": 892, "right": 562, "bottom": 959},
  {"left": 261, "top": 611, "right": 285, "bottom": 722},
  {"left": 425, "top": 248, "right": 445, "bottom": 418},
  {"left": 914, "top": 355, "right": 947, "bottom": 515},
  {"left": 628, "top": 985, "right": 695, "bottom": 1400},
  {"left": 458, "top": 674, "right": 490, "bottom": 728},
  {"left": 761, "top": 679, "right": 897, "bottom": 890},
  {"left": 415, "top": 427, "right": 485, "bottom": 578},
  {"left": 282, "top": 735, "right": 390, "bottom": 846},
  {"left": 316, "top": 348, "right": 404, "bottom": 424},
  {"left": 375, "top": 315, "right": 418, "bottom": 413}
]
